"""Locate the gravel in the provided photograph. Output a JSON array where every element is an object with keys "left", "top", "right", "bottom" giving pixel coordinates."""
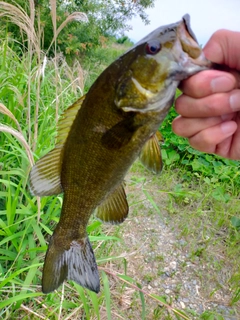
[{"left": 109, "top": 173, "right": 240, "bottom": 319}]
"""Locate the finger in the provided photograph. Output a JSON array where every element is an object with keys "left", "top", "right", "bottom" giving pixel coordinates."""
[
  {"left": 226, "top": 113, "right": 240, "bottom": 159},
  {"left": 215, "top": 136, "right": 233, "bottom": 158},
  {"left": 179, "top": 70, "right": 237, "bottom": 98},
  {"left": 188, "top": 121, "right": 237, "bottom": 154},
  {"left": 172, "top": 115, "right": 231, "bottom": 138},
  {"left": 175, "top": 89, "right": 240, "bottom": 118},
  {"left": 204, "top": 29, "right": 240, "bottom": 70}
]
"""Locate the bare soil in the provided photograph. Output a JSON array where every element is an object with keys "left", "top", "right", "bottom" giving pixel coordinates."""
[{"left": 100, "top": 164, "right": 240, "bottom": 320}]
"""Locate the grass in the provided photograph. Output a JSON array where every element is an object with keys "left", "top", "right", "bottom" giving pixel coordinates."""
[{"left": 0, "top": 1, "right": 239, "bottom": 319}]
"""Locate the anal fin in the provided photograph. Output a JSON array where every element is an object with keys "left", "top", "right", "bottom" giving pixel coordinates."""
[{"left": 96, "top": 183, "right": 128, "bottom": 224}]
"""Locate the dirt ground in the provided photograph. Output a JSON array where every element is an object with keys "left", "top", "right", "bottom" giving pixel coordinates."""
[{"left": 100, "top": 166, "right": 240, "bottom": 320}]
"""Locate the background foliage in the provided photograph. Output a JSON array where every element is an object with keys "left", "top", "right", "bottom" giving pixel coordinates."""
[{"left": 1, "top": 0, "right": 153, "bottom": 60}]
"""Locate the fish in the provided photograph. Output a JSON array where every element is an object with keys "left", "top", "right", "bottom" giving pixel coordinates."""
[{"left": 29, "top": 14, "right": 211, "bottom": 294}]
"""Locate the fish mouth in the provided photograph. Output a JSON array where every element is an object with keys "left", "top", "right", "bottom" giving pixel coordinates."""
[{"left": 172, "top": 15, "right": 212, "bottom": 80}]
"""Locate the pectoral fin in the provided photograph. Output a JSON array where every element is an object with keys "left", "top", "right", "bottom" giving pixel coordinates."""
[
  {"left": 96, "top": 183, "right": 128, "bottom": 224},
  {"left": 139, "top": 131, "right": 163, "bottom": 174},
  {"left": 29, "top": 96, "right": 85, "bottom": 196}
]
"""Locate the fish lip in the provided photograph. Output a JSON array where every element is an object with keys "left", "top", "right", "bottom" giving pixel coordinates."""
[
  {"left": 167, "top": 53, "right": 212, "bottom": 82},
  {"left": 180, "top": 51, "right": 212, "bottom": 70},
  {"left": 182, "top": 14, "right": 198, "bottom": 44}
]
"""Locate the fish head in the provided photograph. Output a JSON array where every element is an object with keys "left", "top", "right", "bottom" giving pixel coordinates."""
[{"left": 115, "top": 14, "right": 211, "bottom": 113}]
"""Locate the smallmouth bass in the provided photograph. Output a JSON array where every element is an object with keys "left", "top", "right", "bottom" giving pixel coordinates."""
[{"left": 30, "top": 14, "right": 211, "bottom": 294}]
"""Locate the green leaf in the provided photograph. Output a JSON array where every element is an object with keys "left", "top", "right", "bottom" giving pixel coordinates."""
[
  {"left": 88, "top": 291, "right": 100, "bottom": 319},
  {"left": 142, "top": 189, "right": 161, "bottom": 215},
  {"left": 73, "top": 283, "right": 90, "bottom": 319},
  {"left": 0, "top": 292, "right": 43, "bottom": 309},
  {"left": 137, "top": 282, "right": 146, "bottom": 320},
  {"left": 102, "top": 271, "right": 111, "bottom": 320},
  {"left": 231, "top": 216, "right": 240, "bottom": 230}
]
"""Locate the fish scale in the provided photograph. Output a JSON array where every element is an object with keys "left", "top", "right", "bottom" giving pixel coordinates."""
[{"left": 29, "top": 14, "right": 211, "bottom": 294}]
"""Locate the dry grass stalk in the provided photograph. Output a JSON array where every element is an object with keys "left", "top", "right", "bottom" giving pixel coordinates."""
[
  {"left": 50, "top": 0, "right": 57, "bottom": 36},
  {"left": 0, "top": 102, "right": 22, "bottom": 133},
  {"left": 0, "top": 124, "right": 34, "bottom": 167},
  {"left": 73, "top": 59, "right": 85, "bottom": 95},
  {"left": 48, "top": 1, "right": 87, "bottom": 122},
  {"left": 20, "top": 304, "right": 45, "bottom": 320},
  {"left": 46, "top": 11, "right": 88, "bottom": 55},
  {"left": 0, "top": 1, "right": 44, "bottom": 150},
  {"left": 49, "top": 0, "right": 59, "bottom": 122},
  {"left": 32, "top": 1, "right": 42, "bottom": 152},
  {"left": 0, "top": 1, "right": 39, "bottom": 52}
]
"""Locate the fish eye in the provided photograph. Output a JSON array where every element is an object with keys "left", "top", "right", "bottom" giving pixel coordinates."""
[{"left": 145, "top": 41, "right": 161, "bottom": 55}]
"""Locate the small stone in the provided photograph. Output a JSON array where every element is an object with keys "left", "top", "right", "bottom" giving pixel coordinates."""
[
  {"left": 179, "top": 239, "right": 187, "bottom": 246},
  {"left": 180, "top": 301, "right": 186, "bottom": 309},
  {"left": 165, "top": 289, "right": 171, "bottom": 294},
  {"left": 169, "top": 261, "right": 177, "bottom": 269},
  {"left": 166, "top": 296, "right": 171, "bottom": 304}
]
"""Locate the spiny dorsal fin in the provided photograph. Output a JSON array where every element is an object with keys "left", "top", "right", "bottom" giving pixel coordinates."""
[
  {"left": 96, "top": 183, "right": 128, "bottom": 224},
  {"left": 29, "top": 96, "right": 85, "bottom": 196},
  {"left": 56, "top": 96, "right": 85, "bottom": 145},
  {"left": 139, "top": 131, "right": 163, "bottom": 174},
  {"left": 29, "top": 146, "right": 63, "bottom": 196}
]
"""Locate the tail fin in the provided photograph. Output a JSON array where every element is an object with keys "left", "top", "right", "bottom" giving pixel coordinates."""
[{"left": 42, "top": 236, "right": 100, "bottom": 294}]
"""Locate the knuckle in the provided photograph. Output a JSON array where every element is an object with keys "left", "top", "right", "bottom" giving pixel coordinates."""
[
  {"left": 189, "top": 131, "right": 215, "bottom": 153},
  {"left": 205, "top": 93, "right": 229, "bottom": 114},
  {"left": 175, "top": 95, "right": 190, "bottom": 114},
  {"left": 210, "top": 29, "right": 229, "bottom": 42}
]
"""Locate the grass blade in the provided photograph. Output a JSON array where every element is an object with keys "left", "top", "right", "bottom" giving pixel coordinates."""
[
  {"left": 102, "top": 271, "right": 111, "bottom": 320},
  {"left": 137, "top": 282, "right": 146, "bottom": 320},
  {"left": 0, "top": 292, "right": 43, "bottom": 309}
]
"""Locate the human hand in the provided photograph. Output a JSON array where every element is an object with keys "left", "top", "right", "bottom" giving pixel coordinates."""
[{"left": 172, "top": 30, "right": 240, "bottom": 159}]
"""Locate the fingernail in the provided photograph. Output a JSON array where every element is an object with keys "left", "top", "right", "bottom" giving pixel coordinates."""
[
  {"left": 211, "top": 76, "right": 233, "bottom": 93},
  {"left": 230, "top": 91, "right": 240, "bottom": 111},
  {"left": 221, "top": 121, "right": 235, "bottom": 134}
]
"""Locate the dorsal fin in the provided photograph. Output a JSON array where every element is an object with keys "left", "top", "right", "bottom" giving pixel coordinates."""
[
  {"left": 29, "top": 146, "right": 63, "bottom": 196},
  {"left": 139, "top": 131, "right": 164, "bottom": 174},
  {"left": 96, "top": 183, "right": 128, "bottom": 224},
  {"left": 29, "top": 96, "right": 85, "bottom": 196},
  {"left": 56, "top": 96, "right": 85, "bottom": 145}
]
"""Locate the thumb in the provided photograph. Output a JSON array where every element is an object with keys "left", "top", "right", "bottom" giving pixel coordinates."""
[{"left": 204, "top": 29, "right": 240, "bottom": 71}]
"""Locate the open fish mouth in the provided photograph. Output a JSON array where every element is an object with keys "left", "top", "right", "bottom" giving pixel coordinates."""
[
  {"left": 173, "top": 14, "right": 212, "bottom": 79},
  {"left": 177, "top": 14, "right": 212, "bottom": 76}
]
